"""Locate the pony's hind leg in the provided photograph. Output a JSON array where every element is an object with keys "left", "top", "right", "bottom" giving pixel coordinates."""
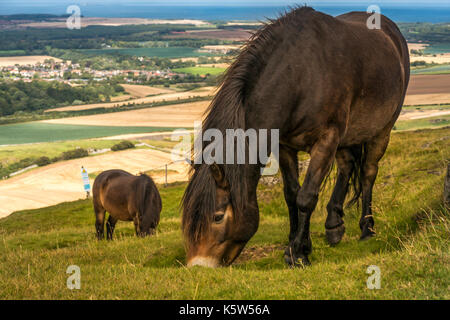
[
  {"left": 94, "top": 204, "right": 106, "bottom": 240},
  {"left": 106, "top": 215, "right": 118, "bottom": 240},
  {"left": 285, "top": 128, "right": 340, "bottom": 267},
  {"left": 360, "top": 133, "right": 390, "bottom": 240},
  {"left": 325, "top": 148, "right": 355, "bottom": 245},
  {"left": 279, "top": 145, "right": 300, "bottom": 242}
]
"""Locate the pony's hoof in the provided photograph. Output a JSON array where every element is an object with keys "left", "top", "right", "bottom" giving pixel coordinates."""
[
  {"left": 284, "top": 247, "right": 311, "bottom": 268},
  {"left": 360, "top": 226, "right": 376, "bottom": 241},
  {"left": 325, "top": 224, "right": 345, "bottom": 246}
]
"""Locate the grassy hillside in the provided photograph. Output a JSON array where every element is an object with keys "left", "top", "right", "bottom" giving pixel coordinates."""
[{"left": 0, "top": 128, "right": 449, "bottom": 299}]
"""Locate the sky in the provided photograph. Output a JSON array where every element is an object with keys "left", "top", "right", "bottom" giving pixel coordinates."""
[{"left": 2, "top": 0, "right": 450, "bottom": 6}]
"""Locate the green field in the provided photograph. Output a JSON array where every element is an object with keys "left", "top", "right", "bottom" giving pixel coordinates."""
[
  {"left": 424, "top": 43, "right": 450, "bottom": 55},
  {"left": 173, "top": 66, "right": 227, "bottom": 76},
  {"left": 80, "top": 47, "right": 214, "bottom": 58},
  {"left": 0, "top": 122, "right": 175, "bottom": 145},
  {"left": 0, "top": 128, "right": 448, "bottom": 299},
  {"left": 395, "top": 115, "right": 450, "bottom": 131},
  {"left": 411, "top": 64, "right": 450, "bottom": 75},
  {"left": 0, "top": 139, "right": 126, "bottom": 167}
]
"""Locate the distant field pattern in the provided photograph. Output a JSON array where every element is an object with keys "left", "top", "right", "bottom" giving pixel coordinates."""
[{"left": 0, "top": 123, "right": 174, "bottom": 145}]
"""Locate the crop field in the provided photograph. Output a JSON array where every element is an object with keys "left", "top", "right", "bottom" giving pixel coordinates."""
[
  {"left": 173, "top": 66, "right": 227, "bottom": 76},
  {"left": 120, "top": 84, "right": 174, "bottom": 98},
  {"left": 0, "top": 123, "right": 175, "bottom": 145},
  {"left": 46, "top": 87, "right": 214, "bottom": 112},
  {"left": 0, "top": 55, "right": 62, "bottom": 67},
  {"left": 0, "top": 127, "right": 448, "bottom": 299},
  {"left": 80, "top": 47, "right": 215, "bottom": 58},
  {"left": 43, "top": 100, "right": 210, "bottom": 128}
]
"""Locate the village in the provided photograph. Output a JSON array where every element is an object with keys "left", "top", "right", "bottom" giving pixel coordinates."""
[{"left": 0, "top": 58, "right": 181, "bottom": 83}]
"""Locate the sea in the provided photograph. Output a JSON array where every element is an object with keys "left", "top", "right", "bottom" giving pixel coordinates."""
[{"left": 0, "top": 2, "right": 449, "bottom": 23}]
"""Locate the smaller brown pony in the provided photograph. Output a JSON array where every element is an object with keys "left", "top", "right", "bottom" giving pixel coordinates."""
[{"left": 92, "top": 169, "right": 162, "bottom": 240}]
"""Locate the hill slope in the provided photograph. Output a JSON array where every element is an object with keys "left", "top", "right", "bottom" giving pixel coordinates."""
[{"left": 0, "top": 128, "right": 449, "bottom": 299}]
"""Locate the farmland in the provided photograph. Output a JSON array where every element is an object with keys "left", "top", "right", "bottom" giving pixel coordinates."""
[
  {"left": 45, "top": 87, "right": 215, "bottom": 112},
  {"left": 173, "top": 66, "right": 227, "bottom": 76},
  {"left": 80, "top": 47, "right": 215, "bottom": 58},
  {"left": 0, "top": 127, "right": 448, "bottom": 299},
  {"left": 0, "top": 55, "right": 62, "bottom": 67},
  {"left": 0, "top": 122, "right": 175, "bottom": 145},
  {"left": 42, "top": 100, "right": 210, "bottom": 128}
]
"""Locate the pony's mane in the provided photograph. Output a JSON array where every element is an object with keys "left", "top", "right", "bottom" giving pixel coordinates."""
[{"left": 182, "top": 6, "right": 315, "bottom": 245}]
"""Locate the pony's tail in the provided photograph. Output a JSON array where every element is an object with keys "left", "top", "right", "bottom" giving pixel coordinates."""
[{"left": 346, "top": 144, "right": 366, "bottom": 207}]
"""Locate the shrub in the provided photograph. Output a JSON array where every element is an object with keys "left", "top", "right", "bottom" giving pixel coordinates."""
[
  {"left": 35, "top": 156, "right": 51, "bottom": 167},
  {"left": 111, "top": 140, "right": 135, "bottom": 151},
  {"left": 61, "top": 148, "right": 88, "bottom": 160}
]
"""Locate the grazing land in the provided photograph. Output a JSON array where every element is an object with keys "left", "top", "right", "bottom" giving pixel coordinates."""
[
  {"left": 0, "top": 123, "right": 174, "bottom": 145},
  {"left": 0, "top": 127, "right": 448, "bottom": 299}
]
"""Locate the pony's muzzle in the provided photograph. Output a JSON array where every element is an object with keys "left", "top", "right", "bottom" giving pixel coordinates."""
[{"left": 187, "top": 256, "right": 220, "bottom": 268}]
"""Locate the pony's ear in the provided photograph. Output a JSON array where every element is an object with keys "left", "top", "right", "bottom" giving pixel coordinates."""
[{"left": 210, "top": 163, "right": 227, "bottom": 188}]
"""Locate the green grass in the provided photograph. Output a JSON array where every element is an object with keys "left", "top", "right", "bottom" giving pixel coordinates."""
[
  {"left": 0, "top": 127, "right": 448, "bottom": 299},
  {"left": 80, "top": 47, "right": 214, "bottom": 58},
  {"left": 0, "top": 122, "right": 175, "bottom": 145},
  {"left": 411, "top": 63, "right": 450, "bottom": 75},
  {"left": 0, "top": 139, "right": 124, "bottom": 167},
  {"left": 402, "top": 104, "right": 450, "bottom": 110},
  {"left": 424, "top": 43, "right": 450, "bottom": 55},
  {"left": 173, "top": 66, "right": 227, "bottom": 76},
  {"left": 395, "top": 115, "right": 450, "bottom": 131}
]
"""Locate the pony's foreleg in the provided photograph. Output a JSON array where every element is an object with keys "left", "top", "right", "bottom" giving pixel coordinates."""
[
  {"left": 325, "top": 148, "right": 355, "bottom": 245},
  {"left": 279, "top": 145, "right": 300, "bottom": 243},
  {"left": 360, "top": 133, "right": 390, "bottom": 240},
  {"left": 285, "top": 128, "right": 339, "bottom": 267},
  {"left": 106, "top": 215, "right": 118, "bottom": 240}
]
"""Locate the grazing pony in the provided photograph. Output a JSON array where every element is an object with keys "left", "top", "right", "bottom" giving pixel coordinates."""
[
  {"left": 182, "top": 7, "right": 409, "bottom": 267},
  {"left": 93, "top": 169, "right": 161, "bottom": 239}
]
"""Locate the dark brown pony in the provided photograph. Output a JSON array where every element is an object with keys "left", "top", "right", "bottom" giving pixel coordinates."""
[
  {"left": 182, "top": 7, "right": 409, "bottom": 268},
  {"left": 93, "top": 169, "right": 162, "bottom": 239}
]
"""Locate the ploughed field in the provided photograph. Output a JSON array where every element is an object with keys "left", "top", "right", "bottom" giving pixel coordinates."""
[{"left": 0, "top": 128, "right": 448, "bottom": 299}]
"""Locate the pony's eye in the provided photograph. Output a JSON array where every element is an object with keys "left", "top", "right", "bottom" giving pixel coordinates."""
[{"left": 214, "top": 213, "right": 225, "bottom": 223}]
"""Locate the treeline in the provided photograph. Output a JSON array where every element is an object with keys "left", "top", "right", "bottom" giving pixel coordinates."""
[
  {"left": 398, "top": 22, "right": 450, "bottom": 44},
  {"left": 0, "top": 24, "right": 205, "bottom": 52},
  {"left": 0, "top": 80, "right": 124, "bottom": 116}
]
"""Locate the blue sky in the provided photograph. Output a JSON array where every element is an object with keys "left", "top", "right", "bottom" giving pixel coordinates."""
[{"left": 2, "top": 0, "right": 450, "bottom": 5}]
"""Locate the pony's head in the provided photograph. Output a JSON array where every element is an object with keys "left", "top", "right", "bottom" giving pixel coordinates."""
[
  {"left": 137, "top": 174, "right": 161, "bottom": 236},
  {"left": 182, "top": 163, "right": 259, "bottom": 267}
]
